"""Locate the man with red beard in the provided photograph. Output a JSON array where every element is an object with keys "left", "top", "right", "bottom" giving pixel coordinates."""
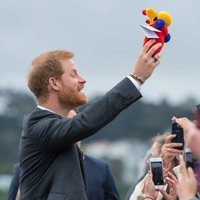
[{"left": 19, "top": 39, "right": 162, "bottom": 200}]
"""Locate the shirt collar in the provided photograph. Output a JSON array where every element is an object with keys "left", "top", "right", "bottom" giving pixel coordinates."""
[{"left": 37, "top": 105, "right": 55, "bottom": 113}]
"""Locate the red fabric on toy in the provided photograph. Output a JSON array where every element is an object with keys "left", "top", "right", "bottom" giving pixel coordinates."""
[{"left": 143, "top": 24, "right": 168, "bottom": 57}]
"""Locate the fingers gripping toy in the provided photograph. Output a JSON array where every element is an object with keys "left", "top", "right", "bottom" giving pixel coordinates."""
[{"left": 142, "top": 7, "right": 172, "bottom": 56}]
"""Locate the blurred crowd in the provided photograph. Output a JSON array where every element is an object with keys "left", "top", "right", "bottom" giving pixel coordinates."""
[{"left": 125, "top": 105, "right": 200, "bottom": 200}]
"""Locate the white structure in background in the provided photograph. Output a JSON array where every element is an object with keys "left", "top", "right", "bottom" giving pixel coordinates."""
[{"left": 0, "top": 174, "right": 12, "bottom": 191}]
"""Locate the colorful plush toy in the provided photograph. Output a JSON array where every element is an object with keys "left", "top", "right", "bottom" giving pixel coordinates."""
[{"left": 142, "top": 7, "right": 172, "bottom": 56}]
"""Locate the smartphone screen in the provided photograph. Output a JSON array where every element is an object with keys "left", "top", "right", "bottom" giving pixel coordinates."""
[
  {"left": 150, "top": 159, "right": 164, "bottom": 189},
  {"left": 171, "top": 122, "right": 184, "bottom": 150}
]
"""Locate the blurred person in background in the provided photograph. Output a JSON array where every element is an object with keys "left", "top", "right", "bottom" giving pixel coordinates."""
[
  {"left": 138, "top": 133, "right": 170, "bottom": 182},
  {"left": 84, "top": 154, "right": 120, "bottom": 200}
]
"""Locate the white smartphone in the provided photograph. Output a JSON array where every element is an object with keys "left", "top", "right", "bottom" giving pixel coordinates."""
[{"left": 150, "top": 157, "right": 165, "bottom": 189}]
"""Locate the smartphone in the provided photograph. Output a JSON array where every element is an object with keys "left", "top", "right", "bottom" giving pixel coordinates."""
[
  {"left": 184, "top": 147, "right": 200, "bottom": 192},
  {"left": 196, "top": 104, "right": 200, "bottom": 112},
  {"left": 195, "top": 104, "right": 200, "bottom": 129},
  {"left": 150, "top": 157, "right": 165, "bottom": 189},
  {"left": 171, "top": 122, "right": 184, "bottom": 150},
  {"left": 184, "top": 147, "right": 196, "bottom": 169}
]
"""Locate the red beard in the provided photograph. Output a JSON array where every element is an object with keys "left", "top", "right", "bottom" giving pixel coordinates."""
[{"left": 58, "top": 85, "right": 88, "bottom": 108}]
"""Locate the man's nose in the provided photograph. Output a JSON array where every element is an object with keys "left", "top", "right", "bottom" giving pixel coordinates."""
[{"left": 79, "top": 75, "right": 86, "bottom": 84}]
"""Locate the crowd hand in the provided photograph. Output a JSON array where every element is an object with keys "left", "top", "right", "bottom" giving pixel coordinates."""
[
  {"left": 160, "top": 171, "right": 178, "bottom": 200},
  {"left": 132, "top": 39, "right": 162, "bottom": 83},
  {"left": 144, "top": 170, "right": 158, "bottom": 200},
  {"left": 172, "top": 116, "right": 194, "bottom": 146},
  {"left": 160, "top": 134, "right": 183, "bottom": 170},
  {"left": 176, "top": 155, "right": 197, "bottom": 200},
  {"left": 174, "top": 116, "right": 200, "bottom": 160}
]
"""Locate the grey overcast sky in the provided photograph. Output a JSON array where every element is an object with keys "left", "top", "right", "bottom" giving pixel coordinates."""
[{"left": 0, "top": 0, "right": 199, "bottom": 104}]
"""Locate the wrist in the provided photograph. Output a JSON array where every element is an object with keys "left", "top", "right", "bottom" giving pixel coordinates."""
[{"left": 129, "top": 74, "right": 144, "bottom": 85}]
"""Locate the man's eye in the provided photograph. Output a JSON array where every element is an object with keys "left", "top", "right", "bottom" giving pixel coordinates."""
[{"left": 72, "top": 73, "right": 76, "bottom": 77}]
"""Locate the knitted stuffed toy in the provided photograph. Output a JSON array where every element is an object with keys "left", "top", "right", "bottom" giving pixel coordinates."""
[{"left": 142, "top": 7, "right": 172, "bottom": 56}]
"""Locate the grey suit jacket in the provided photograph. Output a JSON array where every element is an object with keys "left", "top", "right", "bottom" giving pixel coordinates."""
[{"left": 19, "top": 77, "right": 142, "bottom": 200}]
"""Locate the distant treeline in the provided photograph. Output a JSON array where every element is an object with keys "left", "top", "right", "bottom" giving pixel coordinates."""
[{"left": 0, "top": 88, "right": 197, "bottom": 173}]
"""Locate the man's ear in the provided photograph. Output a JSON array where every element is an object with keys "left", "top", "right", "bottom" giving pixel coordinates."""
[{"left": 48, "top": 77, "right": 60, "bottom": 91}]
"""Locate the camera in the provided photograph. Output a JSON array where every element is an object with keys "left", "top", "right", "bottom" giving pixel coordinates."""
[
  {"left": 184, "top": 147, "right": 200, "bottom": 192},
  {"left": 184, "top": 147, "right": 197, "bottom": 169},
  {"left": 195, "top": 104, "right": 200, "bottom": 129},
  {"left": 171, "top": 122, "right": 184, "bottom": 150},
  {"left": 196, "top": 104, "right": 200, "bottom": 112},
  {"left": 150, "top": 157, "right": 165, "bottom": 189}
]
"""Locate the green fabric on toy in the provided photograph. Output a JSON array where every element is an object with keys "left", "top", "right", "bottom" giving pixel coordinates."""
[{"left": 142, "top": 7, "right": 172, "bottom": 56}]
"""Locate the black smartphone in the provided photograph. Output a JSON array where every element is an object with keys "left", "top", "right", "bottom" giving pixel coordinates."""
[
  {"left": 184, "top": 147, "right": 196, "bottom": 169},
  {"left": 195, "top": 104, "right": 200, "bottom": 129},
  {"left": 150, "top": 157, "right": 165, "bottom": 189},
  {"left": 171, "top": 122, "right": 184, "bottom": 150},
  {"left": 184, "top": 147, "right": 200, "bottom": 192},
  {"left": 196, "top": 104, "right": 200, "bottom": 112}
]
